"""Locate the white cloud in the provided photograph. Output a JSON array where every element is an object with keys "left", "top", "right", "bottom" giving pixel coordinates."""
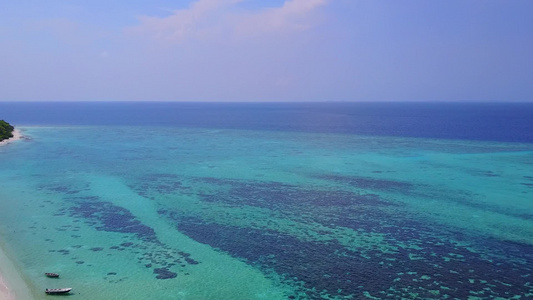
[
  {"left": 234, "top": 0, "right": 328, "bottom": 36},
  {"left": 126, "top": 0, "right": 329, "bottom": 43}
]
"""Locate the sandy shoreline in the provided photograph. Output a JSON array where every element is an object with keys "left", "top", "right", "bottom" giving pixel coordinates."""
[
  {"left": 0, "top": 254, "right": 15, "bottom": 300},
  {"left": 0, "top": 242, "right": 34, "bottom": 300},
  {"left": 0, "top": 128, "right": 34, "bottom": 299},
  {"left": 0, "top": 129, "right": 23, "bottom": 147},
  {"left": 0, "top": 240, "right": 38, "bottom": 300},
  {"left": 0, "top": 128, "right": 16, "bottom": 300}
]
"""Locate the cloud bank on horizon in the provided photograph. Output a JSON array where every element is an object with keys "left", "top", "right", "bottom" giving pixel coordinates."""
[{"left": 0, "top": 0, "right": 532, "bottom": 102}]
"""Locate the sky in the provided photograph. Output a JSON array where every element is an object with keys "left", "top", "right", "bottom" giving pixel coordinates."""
[{"left": 0, "top": 0, "right": 532, "bottom": 102}]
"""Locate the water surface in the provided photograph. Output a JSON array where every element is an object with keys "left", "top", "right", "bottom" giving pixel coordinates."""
[{"left": 0, "top": 102, "right": 532, "bottom": 299}]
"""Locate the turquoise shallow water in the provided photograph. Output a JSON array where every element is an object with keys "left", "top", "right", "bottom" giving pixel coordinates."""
[{"left": 1, "top": 126, "right": 532, "bottom": 299}]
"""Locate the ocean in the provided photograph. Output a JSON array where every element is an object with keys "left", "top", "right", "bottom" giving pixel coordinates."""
[{"left": 0, "top": 102, "right": 532, "bottom": 299}]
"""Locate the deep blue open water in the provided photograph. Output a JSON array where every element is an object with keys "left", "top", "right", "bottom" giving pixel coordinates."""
[
  {"left": 0, "top": 102, "right": 532, "bottom": 299},
  {"left": 2, "top": 102, "right": 533, "bottom": 142}
]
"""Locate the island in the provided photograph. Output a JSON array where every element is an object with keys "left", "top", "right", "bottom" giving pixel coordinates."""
[{"left": 0, "top": 120, "right": 15, "bottom": 142}]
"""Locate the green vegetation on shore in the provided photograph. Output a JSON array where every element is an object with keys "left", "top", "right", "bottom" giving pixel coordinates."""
[{"left": 0, "top": 120, "right": 15, "bottom": 142}]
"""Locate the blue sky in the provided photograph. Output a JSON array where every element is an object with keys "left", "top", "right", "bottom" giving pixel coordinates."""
[{"left": 0, "top": 0, "right": 532, "bottom": 102}]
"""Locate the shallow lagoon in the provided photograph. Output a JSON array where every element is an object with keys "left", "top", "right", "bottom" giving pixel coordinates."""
[{"left": 0, "top": 125, "right": 532, "bottom": 299}]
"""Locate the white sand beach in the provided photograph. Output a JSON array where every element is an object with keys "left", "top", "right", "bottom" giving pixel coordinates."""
[
  {"left": 0, "top": 129, "right": 22, "bottom": 147},
  {"left": 0, "top": 245, "right": 34, "bottom": 300},
  {"left": 1, "top": 128, "right": 34, "bottom": 299},
  {"left": 0, "top": 268, "right": 15, "bottom": 300}
]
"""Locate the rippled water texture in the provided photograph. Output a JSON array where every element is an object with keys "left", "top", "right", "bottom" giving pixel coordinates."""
[{"left": 0, "top": 124, "right": 532, "bottom": 299}]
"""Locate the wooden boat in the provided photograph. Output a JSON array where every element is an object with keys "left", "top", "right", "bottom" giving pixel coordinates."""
[
  {"left": 45, "top": 288, "right": 72, "bottom": 294},
  {"left": 45, "top": 273, "right": 60, "bottom": 278}
]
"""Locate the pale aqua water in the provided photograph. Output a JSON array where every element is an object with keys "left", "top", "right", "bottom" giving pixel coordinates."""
[{"left": 1, "top": 125, "right": 532, "bottom": 299}]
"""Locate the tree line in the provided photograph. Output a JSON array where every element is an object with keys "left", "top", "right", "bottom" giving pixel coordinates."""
[{"left": 0, "top": 120, "right": 15, "bottom": 142}]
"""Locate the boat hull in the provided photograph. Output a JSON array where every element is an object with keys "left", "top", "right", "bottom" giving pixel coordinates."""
[{"left": 45, "top": 288, "right": 72, "bottom": 294}]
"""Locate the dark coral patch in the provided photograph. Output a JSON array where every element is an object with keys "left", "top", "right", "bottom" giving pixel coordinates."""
[
  {"left": 184, "top": 257, "right": 199, "bottom": 265},
  {"left": 153, "top": 268, "right": 177, "bottom": 280},
  {"left": 39, "top": 183, "right": 85, "bottom": 195},
  {"left": 195, "top": 177, "right": 395, "bottom": 209},
  {"left": 63, "top": 196, "right": 203, "bottom": 280},
  {"left": 57, "top": 249, "right": 70, "bottom": 255},
  {"left": 129, "top": 174, "right": 190, "bottom": 200},
  {"left": 314, "top": 173, "right": 532, "bottom": 221},
  {"left": 314, "top": 174, "right": 415, "bottom": 193},
  {"left": 483, "top": 171, "right": 500, "bottom": 177},
  {"left": 68, "top": 197, "right": 158, "bottom": 243},
  {"left": 163, "top": 209, "right": 533, "bottom": 299}
]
